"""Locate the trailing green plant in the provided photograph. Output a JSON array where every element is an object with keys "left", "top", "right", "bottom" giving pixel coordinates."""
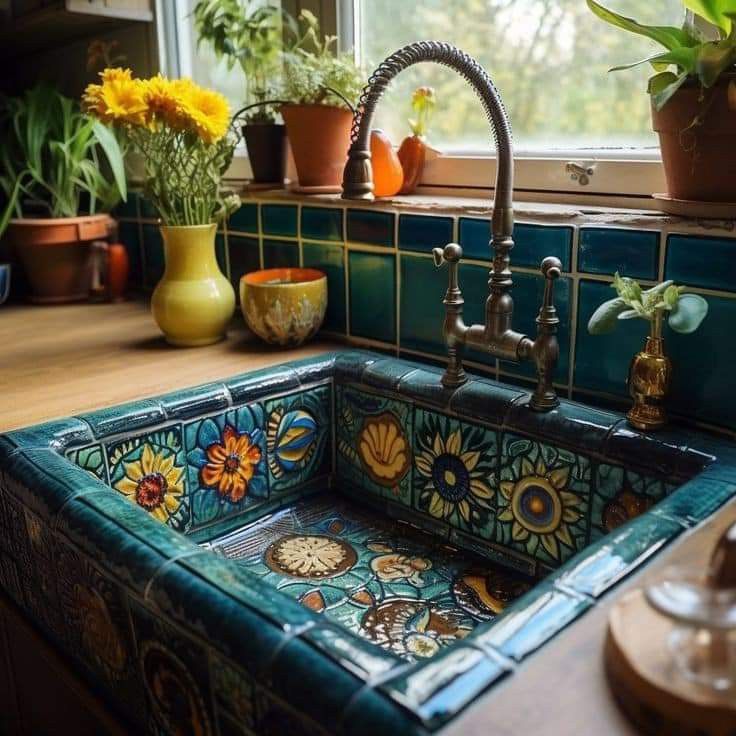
[
  {"left": 193, "top": 0, "right": 283, "bottom": 123},
  {"left": 0, "top": 84, "right": 126, "bottom": 235},
  {"left": 588, "top": 272, "right": 708, "bottom": 336},
  {"left": 587, "top": 0, "right": 736, "bottom": 111},
  {"left": 282, "top": 10, "right": 363, "bottom": 109}
]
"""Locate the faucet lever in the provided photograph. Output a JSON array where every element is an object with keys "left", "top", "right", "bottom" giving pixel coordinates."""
[{"left": 435, "top": 244, "right": 468, "bottom": 389}]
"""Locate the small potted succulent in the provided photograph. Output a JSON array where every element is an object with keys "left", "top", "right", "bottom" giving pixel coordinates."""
[
  {"left": 588, "top": 0, "right": 736, "bottom": 202},
  {"left": 0, "top": 84, "right": 126, "bottom": 303},
  {"left": 280, "top": 10, "right": 364, "bottom": 191},
  {"left": 588, "top": 273, "right": 708, "bottom": 430},
  {"left": 84, "top": 68, "right": 240, "bottom": 346},
  {"left": 193, "top": 0, "right": 287, "bottom": 185}
]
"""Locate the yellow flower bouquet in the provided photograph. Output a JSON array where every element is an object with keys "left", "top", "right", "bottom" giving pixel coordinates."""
[{"left": 83, "top": 68, "right": 239, "bottom": 225}]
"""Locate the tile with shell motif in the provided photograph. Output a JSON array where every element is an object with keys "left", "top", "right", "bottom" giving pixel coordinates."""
[
  {"left": 264, "top": 386, "right": 331, "bottom": 493},
  {"left": 105, "top": 426, "right": 189, "bottom": 531},
  {"left": 336, "top": 385, "right": 413, "bottom": 506},
  {"left": 213, "top": 496, "right": 533, "bottom": 662},
  {"left": 495, "top": 434, "right": 591, "bottom": 566},
  {"left": 66, "top": 444, "right": 108, "bottom": 483},
  {"left": 185, "top": 405, "right": 268, "bottom": 530},
  {"left": 130, "top": 598, "right": 215, "bottom": 736},
  {"left": 591, "top": 464, "right": 674, "bottom": 543},
  {"left": 55, "top": 540, "right": 145, "bottom": 724},
  {"left": 412, "top": 409, "right": 498, "bottom": 540}
]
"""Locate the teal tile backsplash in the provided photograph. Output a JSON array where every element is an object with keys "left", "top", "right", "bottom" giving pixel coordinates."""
[{"left": 118, "top": 196, "right": 736, "bottom": 434}]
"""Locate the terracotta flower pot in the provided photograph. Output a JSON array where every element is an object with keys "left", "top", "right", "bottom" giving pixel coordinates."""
[
  {"left": 280, "top": 104, "right": 353, "bottom": 190},
  {"left": 652, "top": 77, "right": 736, "bottom": 202},
  {"left": 7, "top": 214, "right": 113, "bottom": 304}
]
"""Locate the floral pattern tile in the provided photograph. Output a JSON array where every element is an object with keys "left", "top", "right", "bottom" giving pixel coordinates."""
[
  {"left": 185, "top": 405, "right": 268, "bottom": 530},
  {"left": 66, "top": 444, "right": 108, "bottom": 483},
  {"left": 336, "top": 385, "right": 413, "bottom": 506},
  {"left": 412, "top": 409, "right": 497, "bottom": 539},
  {"left": 212, "top": 497, "right": 533, "bottom": 662},
  {"left": 591, "top": 464, "right": 673, "bottom": 543},
  {"left": 495, "top": 434, "right": 591, "bottom": 566},
  {"left": 106, "top": 427, "right": 189, "bottom": 531},
  {"left": 264, "top": 386, "right": 331, "bottom": 493}
]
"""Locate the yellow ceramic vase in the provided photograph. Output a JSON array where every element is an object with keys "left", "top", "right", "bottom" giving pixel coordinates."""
[{"left": 151, "top": 224, "right": 235, "bottom": 347}]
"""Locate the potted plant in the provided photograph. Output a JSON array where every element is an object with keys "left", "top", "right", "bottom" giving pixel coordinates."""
[
  {"left": 0, "top": 83, "right": 126, "bottom": 303},
  {"left": 588, "top": 273, "right": 708, "bottom": 430},
  {"left": 281, "top": 10, "right": 364, "bottom": 191},
  {"left": 193, "top": 0, "right": 287, "bottom": 185},
  {"left": 588, "top": 0, "right": 736, "bottom": 202},
  {"left": 84, "top": 68, "right": 240, "bottom": 346}
]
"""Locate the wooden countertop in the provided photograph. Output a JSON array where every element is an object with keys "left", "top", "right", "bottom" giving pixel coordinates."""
[{"left": 2, "top": 300, "right": 734, "bottom": 735}]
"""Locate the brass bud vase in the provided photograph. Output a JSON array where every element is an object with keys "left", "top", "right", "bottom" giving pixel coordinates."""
[{"left": 627, "top": 312, "right": 672, "bottom": 431}]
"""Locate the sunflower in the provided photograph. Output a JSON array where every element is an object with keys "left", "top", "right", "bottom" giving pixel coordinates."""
[
  {"left": 141, "top": 74, "right": 182, "bottom": 129},
  {"left": 498, "top": 456, "right": 583, "bottom": 561},
  {"left": 178, "top": 83, "right": 230, "bottom": 144},
  {"left": 83, "top": 69, "right": 147, "bottom": 126},
  {"left": 199, "top": 425, "right": 262, "bottom": 503},
  {"left": 113, "top": 444, "right": 184, "bottom": 523},
  {"left": 415, "top": 425, "right": 493, "bottom": 527}
]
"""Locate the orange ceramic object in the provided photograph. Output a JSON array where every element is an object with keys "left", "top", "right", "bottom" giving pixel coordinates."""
[
  {"left": 370, "top": 130, "right": 404, "bottom": 197},
  {"left": 398, "top": 135, "right": 427, "bottom": 195},
  {"left": 106, "top": 243, "right": 130, "bottom": 302}
]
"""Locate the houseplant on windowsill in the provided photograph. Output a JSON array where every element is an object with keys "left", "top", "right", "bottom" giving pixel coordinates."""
[
  {"left": 84, "top": 69, "right": 239, "bottom": 346},
  {"left": 588, "top": 273, "right": 708, "bottom": 430},
  {"left": 0, "top": 84, "right": 127, "bottom": 303},
  {"left": 280, "top": 10, "right": 363, "bottom": 191},
  {"left": 193, "top": 0, "right": 287, "bottom": 185},
  {"left": 588, "top": 0, "right": 736, "bottom": 203}
]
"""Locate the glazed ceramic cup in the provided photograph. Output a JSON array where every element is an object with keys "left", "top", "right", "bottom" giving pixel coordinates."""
[
  {"left": 0, "top": 263, "right": 10, "bottom": 305},
  {"left": 240, "top": 268, "right": 327, "bottom": 347}
]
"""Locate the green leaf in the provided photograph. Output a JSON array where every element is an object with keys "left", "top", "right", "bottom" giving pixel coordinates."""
[
  {"left": 695, "top": 38, "right": 736, "bottom": 86},
  {"left": 683, "top": 0, "right": 733, "bottom": 35},
  {"left": 91, "top": 119, "right": 127, "bottom": 202},
  {"left": 651, "top": 71, "right": 689, "bottom": 110},
  {"left": 587, "top": 0, "right": 697, "bottom": 50},
  {"left": 668, "top": 293, "right": 709, "bottom": 333},
  {"left": 587, "top": 297, "right": 628, "bottom": 334}
]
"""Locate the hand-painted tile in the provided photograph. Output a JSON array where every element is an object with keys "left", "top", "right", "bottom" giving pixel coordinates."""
[
  {"left": 105, "top": 426, "right": 189, "bottom": 531},
  {"left": 209, "top": 650, "right": 258, "bottom": 733},
  {"left": 261, "top": 203, "right": 297, "bottom": 237},
  {"left": 458, "top": 218, "right": 572, "bottom": 271},
  {"left": 495, "top": 433, "right": 590, "bottom": 566},
  {"left": 665, "top": 233, "right": 736, "bottom": 293},
  {"left": 301, "top": 206, "right": 343, "bottom": 241},
  {"left": 263, "top": 238, "right": 299, "bottom": 268},
  {"left": 591, "top": 464, "right": 671, "bottom": 543},
  {"left": 347, "top": 208, "right": 395, "bottom": 246},
  {"left": 264, "top": 386, "right": 331, "bottom": 492},
  {"left": 413, "top": 409, "right": 497, "bottom": 539},
  {"left": 578, "top": 227, "right": 659, "bottom": 280},
  {"left": 228, "top": 202, "right": 258, "bottom": 234},
  {"left": 348, "top": 251, "right": 396, "bottom": 343},
  {"left": 227, "top": 234, "right": 260, "bottom": 294},
  {"left": 66, "top": 444, "right": 108, "bottom": 483},
  {"left": 184, "top": 404, "right": 268, "bottom": 529},
  {"left": 398, "top": 214, "right": 453, "bottom": 254},
  {"left": 336, "top": 385, "right": 413, "bottom": 506},
  {"left": 142, "top": 224, "right": 165, "bottom": 288},
  {"left": 303, "top": 241, "right": 346, "bottom": 333}
]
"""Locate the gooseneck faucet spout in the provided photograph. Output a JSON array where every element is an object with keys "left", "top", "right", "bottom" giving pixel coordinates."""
[{"left": 341, "top": 41, "right": 561, "bottom": 411}]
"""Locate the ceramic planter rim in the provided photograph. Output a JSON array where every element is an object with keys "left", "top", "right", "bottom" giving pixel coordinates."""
[{"left": 241, "top": 267, "right": 327, "bottom": 288}]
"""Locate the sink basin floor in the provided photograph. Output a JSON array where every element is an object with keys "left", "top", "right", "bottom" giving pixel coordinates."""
[{"left": 208, "top": 493, "right": 535, "bottom": 661}]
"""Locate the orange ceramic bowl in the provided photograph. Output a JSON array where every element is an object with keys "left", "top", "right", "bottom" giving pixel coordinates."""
[{"left": 240, "top": 268, "right": 327, "bottom": 347}]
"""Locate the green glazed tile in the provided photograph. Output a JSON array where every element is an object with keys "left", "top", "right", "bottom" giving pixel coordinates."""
[
  {"left": 139, "top": 195, "right": 158, "bottom": 219},
  {"left": 113, "top": 190, "right": 140, "bottom": 218},
  {"left": 228, "top": 203, "right": 258, "bottom": 233},
  {"left": 652, "top": 476, "right": 736, "bottom": 527},
  {"left": 301, "top": 206, "right": 343, "bottom": 241},
  {"left": 216, "top": 232, "right": 228, "bottom": 276},
  {"left": 347, "top": 209, "right": 394, "bottom": 246},
  {"left": 142, "top": 224, "right": 164, "bottom": 288},
  {"left": 399, "top": 214, "right": 453, "bottom": 254},
  {"left": 263, "top": 238, "right": 298, "bottom": 269},
  {"left": 227, "top": 235, "right": 260, "bottom": 295},
  {"left": 302, "top": 241, "right": 346, "bottom": 333},
  {"left": 399, "top": 255, "right": 447, "bottom": 355},
  {"left": 665, "top": 234, "right": 736, "bottom": 293},
  {"left": 578, "top": 227, "right": 659, "bottom": 280},
  {"left": 261, "top": 204, "right": 297, "bottom": 236},
  {"left": 348, "top": 251, "right": 396, "bottom": 343},
  {"left": 118, "top": 221, "right": 142, "bottom": 287}
]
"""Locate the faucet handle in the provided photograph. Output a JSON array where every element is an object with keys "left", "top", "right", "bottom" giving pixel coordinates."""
[{"left": 432, "top": 243, "right": 463, "bottom": 267}]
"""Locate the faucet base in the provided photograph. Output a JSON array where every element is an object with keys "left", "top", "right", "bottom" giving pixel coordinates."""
[
  {"left": 529, "top": 390, "right": 560, "bottom": 412},
  {"left": 441, "top": 347, "right": 468, "bottom": 388}
]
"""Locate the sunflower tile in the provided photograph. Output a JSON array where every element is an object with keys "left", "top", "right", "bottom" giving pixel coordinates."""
[
  {"left": 494, "top": 433, "right": 591, "bottom": 566},
  {"left": 413, "top": 409, "right": 498, "bottom": 540},
  {"left": 336, "top": 385, "right": 413, "bottom": 506}
]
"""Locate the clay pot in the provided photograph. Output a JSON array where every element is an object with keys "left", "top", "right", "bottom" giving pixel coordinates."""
[
  {"left": 280, "top": 104, "right": 353, "bottom": 190},
  {"left": 652, "top": 77, "right": 736, "bottom": 202},
  {"left": 243, "top": 123, "right": 287, "bottom": 184},
  {"left": 7, "top": 214, "right": 113, "bottom": 304}
]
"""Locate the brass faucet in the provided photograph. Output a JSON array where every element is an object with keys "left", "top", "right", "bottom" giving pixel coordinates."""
[{"left": 342, "top": 41, "right": 563, "bottom": 411}]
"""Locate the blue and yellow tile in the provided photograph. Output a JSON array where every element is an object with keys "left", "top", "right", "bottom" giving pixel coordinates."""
[{"left": 66, "top": 443, "right": 108, "bottom": 483}]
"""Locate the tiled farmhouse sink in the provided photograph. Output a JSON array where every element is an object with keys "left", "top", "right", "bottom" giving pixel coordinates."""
[{"left": 1, "top": 351, "right": 735, "bottom": 735}]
